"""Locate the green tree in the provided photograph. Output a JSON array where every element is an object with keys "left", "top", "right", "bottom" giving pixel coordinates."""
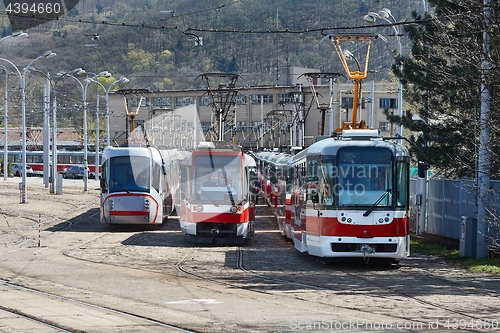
[{"left": 391, "top": 0, "right": 500, "bottom": 178}]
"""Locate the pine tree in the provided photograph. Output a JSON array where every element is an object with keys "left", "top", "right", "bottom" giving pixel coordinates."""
[{"left": 391, "top": 0, "right": 500, "bottom": 178}]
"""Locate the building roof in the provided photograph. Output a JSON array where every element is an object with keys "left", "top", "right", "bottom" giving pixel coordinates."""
[{"left": 0, "top": 127, "right": 82, "bottom": 150}]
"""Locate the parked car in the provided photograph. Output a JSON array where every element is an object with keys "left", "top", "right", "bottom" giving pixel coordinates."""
[
  {"left": 63, "top": 165, "right": 87, "bottom": 179},
  {"left": 11, "top": 163, "right": 33, "bottom": 177}
]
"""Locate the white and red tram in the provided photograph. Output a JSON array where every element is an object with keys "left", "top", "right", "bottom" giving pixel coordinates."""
[
  {"left": 178, "top": 143, "right": 257, "bottom": 244},
  {"left": 99, "top": 145, "right": 186, "bottom": 224},
  {"left": 256, "top": 151, "right": 294, "bottom": 239},
  {"left": 258, "top": 129, "right": 410, "bottom": 262}
]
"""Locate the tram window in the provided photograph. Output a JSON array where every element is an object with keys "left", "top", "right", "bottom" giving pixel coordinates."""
[
  {"left": 307, "top": 160, "right": 318, "bottom": 202},
  {"left": 101, "top": 161, "right": 108, "bottom": 191},
  {"left": 396, "top": 161, "right": 409, "bottom": 207},
  {"left": 337, "top": 148, "right": 393, "bottom": 207},
  {"left": 180, "top": 166, "right": 189, "bottom": 199},
  {"left": 152, "top": 162, "right": 161, "bottom": 191},
  {"left": 319, "top": 161, "right": 334, "bottom": 206}
]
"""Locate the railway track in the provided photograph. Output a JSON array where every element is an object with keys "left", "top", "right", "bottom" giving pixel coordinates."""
[
  {"left": 0, "top": 278, "right": 199, "bottom": 333},
  {"left": 168, "top": 204, "right": 500, "bottom": 332},
  {"left": 2, "top": 182, "right": 500, "bottom": 333}
]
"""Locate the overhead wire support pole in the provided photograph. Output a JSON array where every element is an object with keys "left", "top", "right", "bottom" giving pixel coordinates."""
[
  {"left": 199, "top": 73, "right": 241, "bottom": 145},
  {"left": 299, "top": 72, "right": 345, "bottom": 136}
]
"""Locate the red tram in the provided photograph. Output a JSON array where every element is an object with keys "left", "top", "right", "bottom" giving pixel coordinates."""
[
  {"left": 0, "top": 150, "right": 102, "bottom": 177},
  {"left": 178, "top": 143, "right": 257, "bottom": 244},
  {"left": 256, "top": 129, "right": 410, "bottom": 263}
]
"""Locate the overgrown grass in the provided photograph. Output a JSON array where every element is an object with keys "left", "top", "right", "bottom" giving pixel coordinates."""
[{"left": 410, "top": 238, "right": 500, "bottom": 275}]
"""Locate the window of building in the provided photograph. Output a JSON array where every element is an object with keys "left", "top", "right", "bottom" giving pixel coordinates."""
[
  {"left": 176, "top": 96, "right": 196, "bottom": 106},
  {"left": 278, "top": 93, "right": 296, "bottom": 104},
  {"left": 379, "top": 122, "right": 391, "bottom": 132},
  {"left": 153, "top": 97, "right": 172, "bottom": 107},
  {"left": 234, "top": 95, "right": 247, "bottom": 105},
  {"left": 379, "top": 98, "right": 398, "bottom": 109},
  {"left": 199, "top": 96, "right": 213, "bottom": 106},
  {"left": 128, "top": 97, "right": 149, "bottom": 107},
  {"left": 250, "top": 94, "right": 273, "bottom": 104},
  {"left": 341, "top": 97, "right": 354, "bottom": 109},
  {"left": 341, "top": 97, "right": 366, "bottom": 109},
  {"left": 236, "top": 122, "right": 247, "bottom": 131}
]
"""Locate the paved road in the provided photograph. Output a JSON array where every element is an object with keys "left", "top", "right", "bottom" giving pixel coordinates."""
[{"left": 0, "top": 177, "right": 499, "bottom": 332}]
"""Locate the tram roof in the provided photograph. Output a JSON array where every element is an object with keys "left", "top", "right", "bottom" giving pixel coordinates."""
[
  {"left": 102, "top": 145, "right": 182, "bottom": 161},
  {"left": 305, "top": 137, "right": 409, "bottom": 158}
]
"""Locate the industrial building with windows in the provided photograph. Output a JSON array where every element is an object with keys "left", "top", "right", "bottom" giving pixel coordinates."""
[{"left": 105, "top": 67, "right": 400, "bottom": 150}]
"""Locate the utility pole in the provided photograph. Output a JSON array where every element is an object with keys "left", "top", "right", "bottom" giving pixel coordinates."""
[{"left": 476, "top": 0, "right": 491, "bottom": 259}]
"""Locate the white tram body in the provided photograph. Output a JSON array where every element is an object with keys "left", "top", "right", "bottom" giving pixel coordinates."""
[
  {"left": 178, "top": 145, "right": 257, "bottom": 243},
  {"left": 257, "top": 130, "right": 411, "bottom": 261},
  {"left": 99, "top": 146, "right": 186, "bottom": 224},
  {"left": 256, "top": 151, "right": 294, "bottom": 239}
]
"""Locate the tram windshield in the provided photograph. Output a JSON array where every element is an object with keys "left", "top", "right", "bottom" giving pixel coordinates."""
[
  {"left": 328, "top": 148, "right": 394, "bottom": 207},
  {"left": 108, "top": 156, "right": 150, "bottom": 193},
  {"left": 193, "top": 154, "right": 243, "bottom": 204}
]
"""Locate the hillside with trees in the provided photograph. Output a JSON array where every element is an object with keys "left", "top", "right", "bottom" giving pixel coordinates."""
[
  {"left": 0, "top": 0, "right": 422, "bottom": 90},
  {"left": 3, "top": 0, "right": 500, "bottom": 179}
]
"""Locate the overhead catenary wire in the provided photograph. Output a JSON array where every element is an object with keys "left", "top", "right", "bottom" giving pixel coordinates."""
[{"left": 0, "top": 11, "right": 457, "bottom": 41}]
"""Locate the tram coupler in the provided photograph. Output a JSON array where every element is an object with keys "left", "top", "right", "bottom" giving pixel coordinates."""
[{"left": 361, "top": 244, "right": 374, "bottom": 254}]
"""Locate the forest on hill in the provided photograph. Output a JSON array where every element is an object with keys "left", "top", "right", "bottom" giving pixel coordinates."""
[{"left": 0, "top": 0, "right": 426, "bottom": 90}]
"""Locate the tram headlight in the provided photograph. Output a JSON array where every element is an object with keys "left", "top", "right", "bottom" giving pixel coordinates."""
[
  {"left": 108, "top": 199, "right": 114, "bottom": 211},
  {"left": 347, "top": 218, "right": 352, "bottom": 223},
  {"left": 196, "top": 205, "right": 204, "bottom": 212},
  {"left": 230, "top": 205, "right": 238, "bottom": 213},
  {"left": 379, "top": 218, "right": 384, "bottom": 223},
  {"left": 144, "top": 198, "right": 150, "bottom": 211}
]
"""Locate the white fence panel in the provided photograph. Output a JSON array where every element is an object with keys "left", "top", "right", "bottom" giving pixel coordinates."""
[{"left": 410, "top": 178, "right": 500, "bottom": 241}]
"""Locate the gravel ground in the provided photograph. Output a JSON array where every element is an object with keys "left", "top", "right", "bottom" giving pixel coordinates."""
[{"left": 1, "top": 176, "right": 500, "bottom": 333}]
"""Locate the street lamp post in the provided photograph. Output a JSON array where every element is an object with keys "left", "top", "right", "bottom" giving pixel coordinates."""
[
  {"left": 1, "top": 65, "right": 8, "bottom": 181},
  {"left": 0, "top": 51, "right": 55, "bottom": 203},
  {"left": 56, "top": 68, "right": 89, "bottom": 190},
  {"left": 105, "top": 77, "right": 128, "bottom": 147},
  {"left": 83, "top": 71, "right": 111, "bottom": 181},
  {"left": 364, "top": 8, "right": 403, "bottom": 138},
  {"left": 1, "top": 31, "right": 27, "bottom": 181},
  {"left": 25, "top": 67, "right": 51, "bottom": 188},
  {"left": 24, "top": 64, "right": 59, "bottom": 194},
  {"left": 89, "top": 76, "right": 129, "bottom": 148},
  {"left": 0, "top": 30, "right": 28, "bottom": 43},
  {"left": 23, "top": 52, "right": 56, "bottom": 201},
  {"left": 0, "top": 60, "right": 21, "bottom": 191}
]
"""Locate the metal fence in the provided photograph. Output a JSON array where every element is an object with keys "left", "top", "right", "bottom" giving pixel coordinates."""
[{"left": 410, "top": 178, "right": 500, "bottom": 240}]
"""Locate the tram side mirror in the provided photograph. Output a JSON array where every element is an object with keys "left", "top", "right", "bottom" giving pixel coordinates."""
[
  {"left": 311, "top": 191, "right": 319, "bottom": 204},
  {"left": 416, "top": 194, "right": 422, "bottom": 206},
  {"left": 418, "top": 161, "right": 428, "bottom": 178},
  {"left": 162, "top": 165, "right": 167, "bottom": 176},
  {"left": 100, "top": 178, "right": 107, "bottom": 192}
]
